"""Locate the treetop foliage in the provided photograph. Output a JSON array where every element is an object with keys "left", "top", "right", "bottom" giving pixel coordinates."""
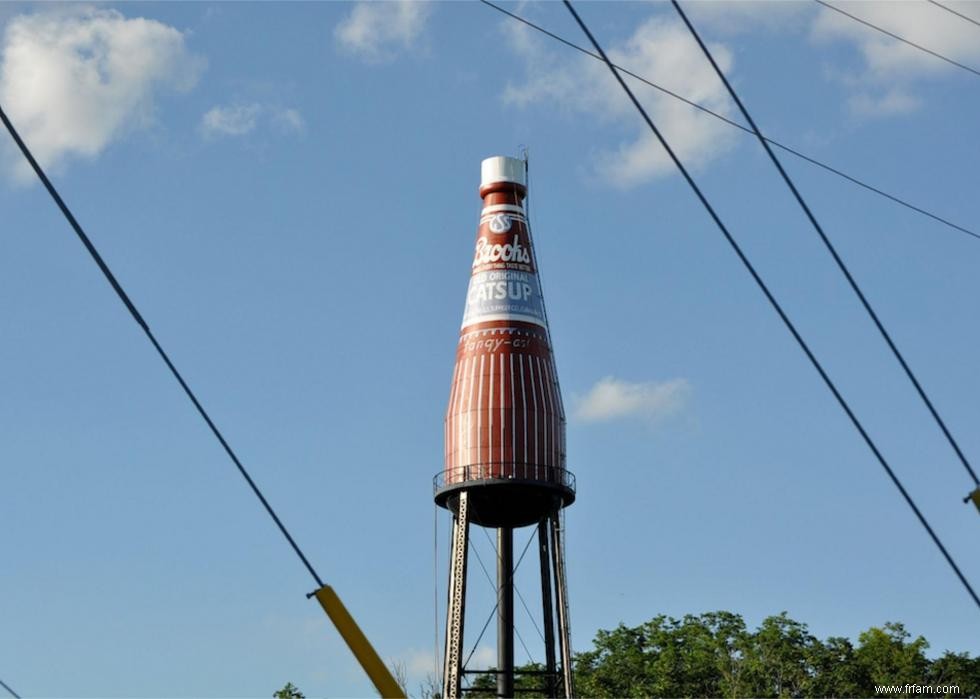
[
  {"left": 273, "top": 682, "right": 305, "bottom": 699},
  {"left": 467, "top": 612, "right": 979, "bottom": 698}
]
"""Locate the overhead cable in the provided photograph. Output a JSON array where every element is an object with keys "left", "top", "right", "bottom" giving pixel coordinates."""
[
  {"left": 563, "top": 0, "right": 980, "bottom": 612},
  {"left": 0, "top": 103, "right": 325, "bottom": 590},
  {"left": 478, "top": 0, "right": 980, "bottom": 243},
  {"left": 671, "top": 0, "right": 979, "bottom": 496},
  {"left": 815, "top": 0, "right": 980, "bottom": 79},
  {"left": 927, "top": 0, "right": 980, "bottom": 29},
  {"left": 0, "top": 678, "right": 20, "bottom": 699}
]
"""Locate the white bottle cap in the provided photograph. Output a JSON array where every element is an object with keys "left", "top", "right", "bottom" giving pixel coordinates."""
[{"left": 480, "top": 156, "right": 526, "bottom": 189}]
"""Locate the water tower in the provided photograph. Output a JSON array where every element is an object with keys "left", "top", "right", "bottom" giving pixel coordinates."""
[{"left": 434, "top": 155, "right": 576, "bottom": 698}]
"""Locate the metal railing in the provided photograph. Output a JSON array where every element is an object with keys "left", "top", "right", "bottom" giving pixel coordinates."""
[{"left": 434, "top": 462, "right": 576, "bottom": 494}]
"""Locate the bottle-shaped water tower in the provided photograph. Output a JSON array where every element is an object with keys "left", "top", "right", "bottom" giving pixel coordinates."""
[{"left": 435, "top": 155, "right": 575, "bottom": 699}]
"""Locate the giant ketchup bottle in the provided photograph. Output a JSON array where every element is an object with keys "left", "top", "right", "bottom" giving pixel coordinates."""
[{"left": 439, "top": 156, "right": 571, "bottom": 528}]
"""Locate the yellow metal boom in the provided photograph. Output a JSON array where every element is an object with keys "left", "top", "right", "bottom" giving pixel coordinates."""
[{"left": 313, "top": 585, "right": 407, "bottom": 699}]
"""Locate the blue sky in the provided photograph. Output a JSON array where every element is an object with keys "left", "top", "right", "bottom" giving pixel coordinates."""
[{"left": 2, "top": 1, "right": 980, "bottom": 696}]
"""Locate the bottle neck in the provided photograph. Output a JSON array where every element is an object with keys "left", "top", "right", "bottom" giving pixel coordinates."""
[{"left": 479, "top": 181, "right": 526, "bottom": 207}]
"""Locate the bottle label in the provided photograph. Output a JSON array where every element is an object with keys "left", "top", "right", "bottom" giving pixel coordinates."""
[
  {"left": 461, "top": 207, "right": 547, "bottom": 329},
  {"left": 462, "top": 268, "right": 546, "bottom": 328}
]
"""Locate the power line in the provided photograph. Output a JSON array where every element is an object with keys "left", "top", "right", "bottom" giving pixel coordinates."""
[
  {"left": 490, "top": 0, "right": 980, "bottom": 494},
  {"left": 563, "top": 0, "right": 980, "bottom": 612},
  {"left": 815, "top": 0, "right": 980, "bottom": 79},
  {"left": 0, "top": 103, "right": 325, "bottom": 590},
  {"left": 670, "top": 0, "right": 979, "bottom": 494},
  {"left": 478, "top": 0, "right": 980, "bottom": 243},
  {"left": 0, "top": 678, "right": 20, "bottom": 699},
  {"left": 928, "top": 0, "right": 980, "bottom": 30}
]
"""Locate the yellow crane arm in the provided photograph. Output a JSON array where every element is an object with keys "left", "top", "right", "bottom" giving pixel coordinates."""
[{"left": 313, "top": 585, "right": 407, "bottom": 699}]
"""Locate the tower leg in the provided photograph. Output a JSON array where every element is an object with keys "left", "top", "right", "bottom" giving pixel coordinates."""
[
  {"left": 497, "top": 527, "right": 514, "bottom": 698},
  {"left": 550, "top": 510, "right": 574, "bottom": 698},
  {"left": 538, "top": 519, "right": 558, "bottom": 698},
  {"left": 443, "top": 492, "right": 470, "bottom": 699}
]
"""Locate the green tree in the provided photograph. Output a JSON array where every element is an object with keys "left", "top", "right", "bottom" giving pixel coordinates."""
[
  {"left": 854, "top": 622, "right": 929, "bottom": 687},
  {"left": 575, "top": 622, "right": 657, "bottom": 697},
  {"left": 698, "top": 611, "right": 752, "bottom": 698},
  {"left": 465, "top": 662, "right": 550, "bottom": 697},
  {"left": 572, "top": 613, "right": 975, "bottom": 698},
  {"left": 739, "top": 612, "right": 817, "bottom": 697},
  {"left": 928, "top": 651, "right": 980, "bottom": 696},
  {"left": 441, "top": 614, "right": 977, "bottom": 698},
  {"left": 806, "top": 635, "right": 864, "bottom": 698},
  {"left": 273, "top": 682, "right": 305, "bottom": 699}
]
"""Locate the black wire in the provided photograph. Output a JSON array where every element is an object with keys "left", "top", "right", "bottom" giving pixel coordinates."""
[
  {"left": 671, "top": 0, "right": 980, "bottom": 492},
  {"left": 462, "top": 604, "right": 498, "bottom": 676},
  {"left": 470, "top": 541, "right": 536, "bottom": 664},
  {"left": 0, "top": 103, "right": 325, "bottom": 590},
  {"left": 0, "top": 678, "right": 20, "bottom": 699},
  {"left": 478, "top": 0, "right": 980, "bottom": 243},
  {"left": 465, "top": 497, "right": 536, "bottom": 661},
  {"left": 928, "top": 0, "right": 980, "bottom": 29},
  {"left": 462, "top": 527, "right": 539, "bottom": 671},
  {"left": 815, "top": 0, "right": 980, "bottom": 79},
  {"left": 474, "top": 519, "right": 547, "bottom": 645},
  {"left": 563, "top": 0, "right": 980, "bottom": 612},
  {"left": 497, "top": 0, "right": 980, "bottom": 490}
]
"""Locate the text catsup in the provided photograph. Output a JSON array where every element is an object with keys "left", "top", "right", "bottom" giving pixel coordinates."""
[{"left": 467, "top": 281, "right": 534, "bottom": 304}]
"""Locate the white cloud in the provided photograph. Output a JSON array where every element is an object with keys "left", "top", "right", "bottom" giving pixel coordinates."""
[
  {"left": 682, "top": 1, "right": 814, "bottom": 35},
  {"left": 402, "top": 648, "right": 437, "bottom": 677},
  {"left": 574, "top": 377, "right": 691, "bottom": 425},
  {"left": 200, "top": 103, "right": 305, "bottom": 138},
  {"left": 335, "top": 1, "right": 431, "bottom": 63},
  {"left": 811, "top": 1, "right": 980, "bottom": 116},
  {"left": 502, "top": 15, "right": 738, "bottom": 187},
  {"left": 0, "top": 6, "right": 202, "bottom": 178},
  {"left": 399, "top": 645, "right": 493, "bottom": 672},
  {"left": 272, "top": 107, "right": 305, "bottom": 133},
  {"left": 549, "top": 2, "right": 978, "bottom": 127},
  {"left": 468, "top": 644, "right": 497, "bottom": 670},
  {"left": 201, "top": 103, "right": 260, "bottom": 137},
  {"left": 848, "top": 88, "right": 920, "bottom": 118},
  {"left": 389, "top": 644, "right": 493, "bottom": 693},
  {"left": 812, "top": 1, "right": 980, "bottom": 80}
]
